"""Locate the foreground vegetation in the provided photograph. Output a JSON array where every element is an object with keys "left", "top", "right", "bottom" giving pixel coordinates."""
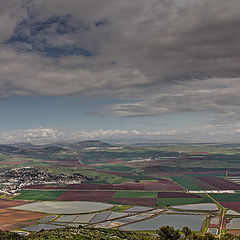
[{"left": 1, "top": 227, "right": 240, "bottom": 240}]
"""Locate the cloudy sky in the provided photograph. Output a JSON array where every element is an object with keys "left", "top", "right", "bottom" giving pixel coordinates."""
[{"left": 0, "top": 0, "right": 240, "bottom": 143}]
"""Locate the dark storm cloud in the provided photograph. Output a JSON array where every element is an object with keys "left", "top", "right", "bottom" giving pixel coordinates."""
[{"left": 0, "top": 0, "right": 240, "bottom": 120}]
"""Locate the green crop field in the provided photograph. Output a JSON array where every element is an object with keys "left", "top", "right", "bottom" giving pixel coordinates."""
[
  {"left": 157, "top": 196, "right": 213, "bottom": 207},
  {"left": 171, "top": 177, "right": 204, "bottom": 191},
  {"left": 209, "top": 193, "right": 240, "bottom": 202},
  {"left": 96, "top": 165, "right": 134, "bottom": 172},
  {"left": 14, "top": 190, "right": 65, "bottom": 201},
  {"left": 113, "top": 191, "right": 158, "bottom": 198}
]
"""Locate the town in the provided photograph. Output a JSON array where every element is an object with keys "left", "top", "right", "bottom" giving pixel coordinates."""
[{"left": 0, "top": 167, "right": 89, "bottom": 195}]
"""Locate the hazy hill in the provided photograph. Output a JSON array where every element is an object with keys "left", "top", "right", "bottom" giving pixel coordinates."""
[{"left": 69, "top": 140, "right": 113, "bottom": 149}]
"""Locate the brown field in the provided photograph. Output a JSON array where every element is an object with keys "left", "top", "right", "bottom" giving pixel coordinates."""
[
  {"left": 144, "top": 179, "right": 184, "bottom": 191},
  {"left": 193, "top": 180, "right": 218, "bottom": 190},
  {"left": 0, "top": 199, "right": 32, "bottom": 209},
  {"left": 0, "top": 209, "right": 43, "bottom": 231},
  {"left": 25, "top": 180, "right": 184, "bottom": 191},
  {"left": 219, "top": 201, "right": 240, "bottom": 211},
  {"left": 56, "top": 190, "right": 115, "bottom": 202},
  {"left": 114, "top": 182, "right": 145, "bottom": 190},
  {"left": 112, "top": 198, "right": 157, "bottom": 206},
  {"left": 197, "top": 177, "right": 240, "bottom": 190}
]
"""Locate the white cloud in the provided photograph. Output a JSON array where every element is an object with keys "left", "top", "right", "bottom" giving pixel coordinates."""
[
  {"left": 0, "top": 0, "right": 240, "bottom": 141},
  {"left": 1, "top": 125, "right": 240, "bottom": 144},
  {"left": 0, "top": 128, "right": 64, "bottom": 144}
]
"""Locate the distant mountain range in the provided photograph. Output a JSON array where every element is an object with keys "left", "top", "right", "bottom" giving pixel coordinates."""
[
  {"left": 68, "top": 140, "right": 113, "bottom": 149},
  {"left": 0, "top": 140, "right": 113, "bottom": 154}
]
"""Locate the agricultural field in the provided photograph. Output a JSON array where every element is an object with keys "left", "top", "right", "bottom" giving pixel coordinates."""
[
  {"left": 56, "top": 190, "right": 115, "bottom": 202},
  {"left": 120, "top": 214, "right": 206, "bottom": 231},
  {"left": 197, "top": 177, "right": 240, "bottom": 190},
  {"left": 170, "top": 176, "right": 216, "bottom": 191},
  {"left": 14, "top": 190, "right": 65, "bottom": 201},
  {"left": 0, "top": 199, "right": 43, "bottom": 231},
  {"left": 157, "top": 197, "right": 212, "bottom": 207},
  {"left": 12, "top": 201, "right": 113, "bottom": 214},
  {"left": 1, "top": 141, "right": 240, "bottom": 235},
  {"left": 113, "top": 191, "right": 158, "bottom": 198},
  {"left": 210, "top": 193, "right": 240, "bottom": 202}
]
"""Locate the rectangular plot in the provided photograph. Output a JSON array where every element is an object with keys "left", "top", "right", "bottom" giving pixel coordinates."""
[
  {"left": 89, "top": 211, "right": 112, "bottom": 223},
  {"left": 197, "top": 177, "right": 240, "bottom": 190},
  {"left": 112, "top": 198, "right": 157, "bottom": 206},
  {"left": 123, "top": 215, "right": 148, "bottom": 222},
  {"left": 113, "top": 183, "right": 145, "bottom": 190},
  {"left": 120, "top": 214, "right": 205, "bottom": 232},
  {"left": 73, "top": 213, "right": 96, "bottom": 223},
  {"left": 23, "top": 224, "right": 63, "bottom": 232},
  {"left": 113, "top": 191, "right": 157, "bottom": 198},
  {"left": 158, "top": 192, "right": 202, "bottom": 198},
  {"left": 220, "top": 201, "right": 240, "bottom": 212},
  {"left": 39, "top": 215, "right": 57, "bottom": 222},
  {"left": 210, "top": 193, "right": 240, "bottom": 202},
  {"left": 144, "top": 180, "right": 184, "bottom": 191},
  {"left": 107, "top": 212, "right": 128, "bottom": 220},
  {"left": 56, "top": 191, "right": 114, "bottom": 202},
  {"left": 67, "top": 184, "right": 113, "bottom": 190},
  {"left": 227, "top": 218, "right": 240, "bottom": 229},
  {"left": 171, "top": 177, "right": 203, "bottom": 191},
  {"left": 157, "top": 197, "right": 212, "bottom": 207},
  {"left": 56, "top": 215, "right": 78, "bottom": 222},
  {"left": 126, "top": 206, "right": 154, "bottom": 212},
  {"left": 14, "top": 190, "right": 65, "bottom": 201}
]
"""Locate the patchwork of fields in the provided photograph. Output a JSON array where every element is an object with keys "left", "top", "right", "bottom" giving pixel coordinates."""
[{"left": 2, "top": 142, "right": 240, "bottom": 235}]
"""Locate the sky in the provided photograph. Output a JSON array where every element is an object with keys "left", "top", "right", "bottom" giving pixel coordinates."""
[{"left": 0, "top": 0, "right": 240, "bottom": 144}]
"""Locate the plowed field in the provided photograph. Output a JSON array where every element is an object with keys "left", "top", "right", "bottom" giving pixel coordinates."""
[
  {"left": 197, "top": 177, "right": 240, "bottom": 190},
  {"left": 56, "top": 191, "right": 115, "bottom": 202},
  {"left": 0, "top": 209, "right": 43, "bottom": 231}
]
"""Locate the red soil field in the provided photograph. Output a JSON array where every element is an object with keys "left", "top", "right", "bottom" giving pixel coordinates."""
[
  {"left": 25, "top": 180, "right": 184, "bottom": 191},
  {"left": 192, "top": 179, "right": 218, "bottom": 190},
  {"left": 56, "top": 190, "right": 115, "bottom": 202},
  {"left": 114, "top": 182, "right": 145, "bottom": 190},
  {"left": 112, "top": 198, "right": 157, "bottom": 206},
  {"left": 0, "top": 199, "right": 32, "bottom": 209},
  {"left": 197, "top": 177, "right": 240, "bottom": 190},
  {"left": 219, "top": 202, "right": 240, "bottom": 212},
  {"left": 157, "top": 192, "right": 202, "bottom": 198},
  {"left": 144, "top": 179, "right": 184, "bottom": 191},
  {"left": 0, "top": 209, "right": 43, "bottom": 231}
]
